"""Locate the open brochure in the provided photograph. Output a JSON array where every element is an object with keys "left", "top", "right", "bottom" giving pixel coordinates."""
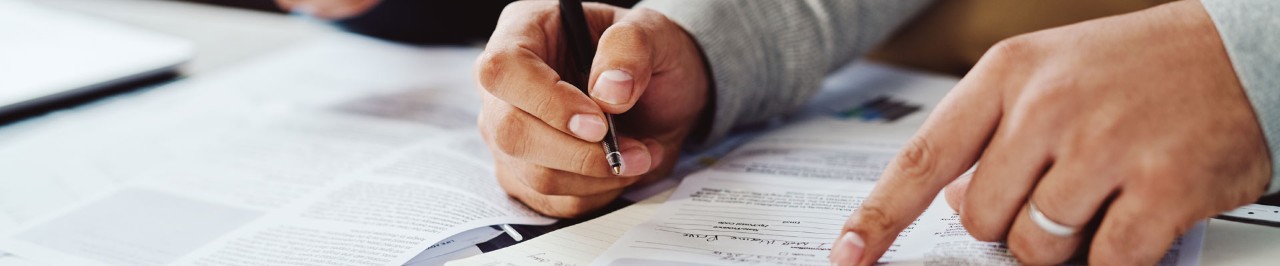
[{"left": 0, "top": 34, "right": 557, "bottom": 265}]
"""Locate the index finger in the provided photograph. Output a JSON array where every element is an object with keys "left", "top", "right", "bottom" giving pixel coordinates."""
[{"left": 833, "top": 67, "right": 1007, "bottom": 266}]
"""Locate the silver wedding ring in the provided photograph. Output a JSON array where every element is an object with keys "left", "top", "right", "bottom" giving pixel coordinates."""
[{"left": 1029, "top": 202, "right": 1078, "bottom": 237}]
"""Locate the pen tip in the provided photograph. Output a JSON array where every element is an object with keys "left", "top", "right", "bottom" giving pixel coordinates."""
[{"left": 612, "top": 166, "right": 622, "bottom": 175}]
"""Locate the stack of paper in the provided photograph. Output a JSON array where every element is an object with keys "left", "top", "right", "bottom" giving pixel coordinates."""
[{"left": 0, "top": 33, "right": 552, "bottom": 265}]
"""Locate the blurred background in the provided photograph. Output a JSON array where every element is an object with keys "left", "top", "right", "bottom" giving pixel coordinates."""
[
  {"left": 5, "top": 1, "right": 1280, "bottom": 266},
  {"left": 2, "top": 0, "right": 647, "bottom": 121},
  {"left": 4, "top": 0, "right": 1169, "bottom": 123},
  {"left": 178, "top": 0, "right": 641, "bottom": 44}
]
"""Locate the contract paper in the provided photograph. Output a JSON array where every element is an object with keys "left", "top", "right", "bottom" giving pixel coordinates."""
[
  {"left": 595, "top": 117, "right": 1207, "bottom": 266},
  {"left": 0, "top": 34, "right": 552, "bottom": 265}
]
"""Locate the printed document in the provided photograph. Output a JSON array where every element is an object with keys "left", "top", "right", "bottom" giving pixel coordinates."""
[
  {"left": 0, "top": 34, "right": 552, "bottom": 265},
  {"left": 594, "top": 117, "right": 1206, "bottom": 265},
  {"left": 590, "top": 64, "right": 1206, "bottom": 265}
]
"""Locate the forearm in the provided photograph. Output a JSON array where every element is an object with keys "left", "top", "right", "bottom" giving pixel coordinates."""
[
  {"left": 636, "top": 0, "right": 933, "bottom": 146},
  {"left": 1202, "top": 0, "right": 1280, "bottom": 194}
]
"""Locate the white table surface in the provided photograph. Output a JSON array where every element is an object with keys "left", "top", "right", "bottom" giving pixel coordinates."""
[{"left": 15, "top": 0, "right": 1280, "bottom": 265}]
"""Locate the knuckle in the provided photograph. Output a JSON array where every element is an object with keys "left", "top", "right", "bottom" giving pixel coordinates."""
[
  {"left": 527, "top": 201, "right": 563, "bottom": 218},
  {"left": 894, "top": 136, "right": 941, "bottom": 183},
  {"left": 496, "top": 169, "right": 592, "bottom": 218},
  {"left": 631, "top": 7, "right": 676, "bottom": 36},
  {"left": 847, "top": 204, "right": 897, "bottom": 237},
  {"left": 1093, "top": 225, "right": 1147, "bottom": 265},
  {"left": 475, "top": 47, "right": 513, "bottom": 92},
  {"left": 1006, "top": 230, "right": 1070, "bottom": 265},
  {"left": 994, "top": 117, "right": 1045, "bottom": 152},
  {"left": 497, "top": 165, "right": 548, "bottom": 208},
  {"left": 1115, "top": 165, "right": 1148, "bottom": 186},
  {"left": 1135, "top": 158, "right": 1191, "bottom": 186},
  {"left": 1024, "top": 81, "right": 1066, "bottom": 107},
  {"left": 523, "top": 168, "right": 566, "bottom": 195},
  {"left": 528, "top": 88, "right": 561, "bottom": 121},
  {"left": 543, "top": 197, "right": 596, "bottom": 219},
  {"left": 1020, "top": 75, "right": 1080, "bottom": 111},
  {"left": 959, "top": 211, "right": 1004, "bottom": 242},
  {"left": 603, "top": 21, "right": 652, "bottom": 50},
  {"left": 477, "top": 96, "right": 505, "bottom": 138},
  {"left": 529, "top": 197, "right": 578, "bottom": 219},
  {"left": 570, "top": 147, "right": 597, "bottom": 175},
  {"left": 1062, "top": 122, "right": 1116, "bottom": 161},
  {"left": 1038, "top": 74, "right": 1081, "bottom": 94},
  {"left": 490, "top": 110, "right": 528, "bottom": 157},
  {"left": 986, "top": 35, "right": 1037, "bottom": 64},
  {"left": 1002, "top": 88, "right": 1069, "bottom": 137}
]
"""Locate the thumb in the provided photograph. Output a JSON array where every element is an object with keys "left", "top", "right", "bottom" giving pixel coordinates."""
[
  {"left": 587, "top": 13, "right": 658, "bottom": 114},
  {"left": 944, "top": 171, "right": 974, "bottom": 213}
]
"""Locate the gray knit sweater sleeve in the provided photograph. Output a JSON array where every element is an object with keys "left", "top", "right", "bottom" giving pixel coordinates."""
[
  {"left": 634, "top": 0, "right": 932, "bottom": 146},
  {"left": 1202, "top": 0, "right": 1280, "bottom": 194}
]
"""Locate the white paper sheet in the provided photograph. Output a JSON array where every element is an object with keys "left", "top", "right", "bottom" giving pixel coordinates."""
[
  {"left": 0, "top": 33, "right": 553, "bottom": 266},
  {"left": 595, "top": 117, "right": 1206, "bottom": 266},
  {"left": 0, "top": 216, "right": 14, "bottom": 235},
  {"left": 598, "top": 169, "right": 1206, "bottom": 265},
  {"left": 0, "top": 253, "right": 43, "bottom": 266},
  {"left": 0, "top": 31, "right": 482, "bottom": 226}
]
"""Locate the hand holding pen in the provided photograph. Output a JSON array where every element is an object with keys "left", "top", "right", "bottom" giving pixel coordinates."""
[
  {"left": 558, "top": 0, "right": 624, "bottom": 175},
  {"left": 475, "top": 0, "right": 711, "bottom": 218}
]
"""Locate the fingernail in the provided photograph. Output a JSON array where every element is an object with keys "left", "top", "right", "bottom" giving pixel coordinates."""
[
  {"left": 568, "top": 114, "right": 606, "bottom": 141},
  {"left": 618, "top": 142, "right": 652, "bottom": 176},
  {"left": 830, "top": 232, "right": 864, "bottom": 266},
  {"left": 591, "top": 70, "right": 633, "bottom": 105}
]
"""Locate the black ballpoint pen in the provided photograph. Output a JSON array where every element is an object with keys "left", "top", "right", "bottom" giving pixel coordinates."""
[{"left": 559, "top": 0, "right": 624, "bottom": 175}]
